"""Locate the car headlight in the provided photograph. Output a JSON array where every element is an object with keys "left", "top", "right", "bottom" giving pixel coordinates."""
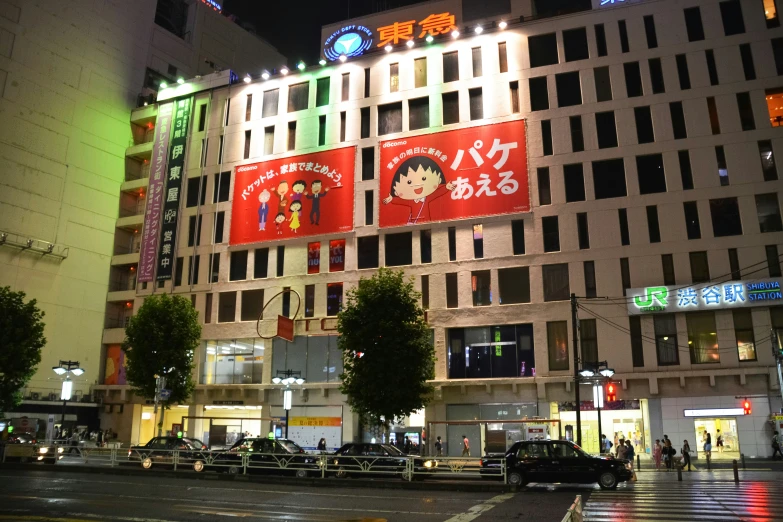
[
  {"left": 39, "top": 447, "right": 48, "bottom": 454},
  {"left": 57, "top": 447, "right": 64, "bottom": 453},
  {"left": 424, "top": 460, "right": 433, "bottom": 468}
]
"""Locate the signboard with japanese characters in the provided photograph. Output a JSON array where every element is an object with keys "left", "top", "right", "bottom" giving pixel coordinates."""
[
  {"left": 138, "top": 102, "right": 174, "bottom": 283},
  {"left": 230, "top": 147, "right": 355, "bottom": 245},
  {"left": 156, "top": 97, "right": 193, "bottom": 281},
  {"left": 378, "top": 120, "right": 529, "bottom": 228},
  {"left": 627, "top": 279, "right": 783, "bottom": 315}
]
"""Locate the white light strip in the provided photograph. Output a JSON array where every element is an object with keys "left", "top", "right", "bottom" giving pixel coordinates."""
[{"left": 683, "top": 408, "right": 745, "bottom": 417}]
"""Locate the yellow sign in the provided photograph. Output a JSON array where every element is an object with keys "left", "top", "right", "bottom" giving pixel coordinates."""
[
  {"left": 290, "top": 417, "right": 342, "bottom": 427},
  {"left": 376, "top": 12, "right": 457, "bottom": 48}
]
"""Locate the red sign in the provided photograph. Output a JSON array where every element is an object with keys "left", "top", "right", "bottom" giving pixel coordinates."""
[
  {"left": 329, "top": 239, "right": 345, "bottom": 272},
  {"left": 307, "top": 242, "right": 321, "bottom": 274},
  {"left": 277, "top": 315, "right": 294, "bottom": 342},
  {"left": 230, "top": 147, "right": 355, "bottom": 245},
  {"left": 378, "top": 120, "right": 529, "bottom": 228}
]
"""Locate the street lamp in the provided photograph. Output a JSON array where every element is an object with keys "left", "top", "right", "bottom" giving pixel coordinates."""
[
  {"left": 272, "top": 370, "right": 305, "bottom": 439},
  {"left": 575, "top": 360, "right": 615, "bottom": 453},
  {"left": 52, "top": 360, "right": 83, "bottom": 429}
]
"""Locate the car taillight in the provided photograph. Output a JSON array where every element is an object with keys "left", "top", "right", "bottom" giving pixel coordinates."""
[
  {"left": 202, "top": 445, "right": 207, "bottom": 450},
  {"left": 480, "top": 459, "right": 483, "bottom": 466},
  {"left": 128, "top": 450, "right": 132, "bottom": 457},
  {"left": 32, "top": 440, "right": 37, "bottom": 444}
]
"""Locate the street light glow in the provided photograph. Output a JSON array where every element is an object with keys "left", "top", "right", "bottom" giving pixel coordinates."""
[
  {"left": 61, "top": 380, "right": 73, "bottom": 401},
  {"left": 272, "top": 377, "right": 281, "bottom": 384},
  {"left": 71, "top": 367, "right": 85, "bottom": 376},
  {"left": 52, "top": 367, "right": 66, "bottom": 375},
  {"left": 261, "top": 70, "right": 270, "bottom": 80},
  {"left": 498, "top": 21, "right": 508, "bottom": 29},
  {"left": 579, "top": 368, "right": 595, "bottom": 378},
  {"left": 599, "top": 368, "right": 615, "bottom": 378}
]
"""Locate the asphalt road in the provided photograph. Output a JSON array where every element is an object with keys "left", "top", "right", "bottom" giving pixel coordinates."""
[{"left": 0, "top": 469, "right": 587, "bottom": 522}]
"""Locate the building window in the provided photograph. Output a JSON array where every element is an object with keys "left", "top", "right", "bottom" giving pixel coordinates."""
[
  {"left": 580, "top": 318, "right": 598, "bottom": 365},
  {"left": 204, "top": 293, "right": 212, "bottom": 323},
  {"left": 364, "top": 190, "right": 373, "bottom": 225},
  {"left": 537, "top": 167, "right": 551, "bottom": 205},
  {"left": 563, "top": 27, "right": 589, "bottom": 62},
  {"left": 328, "top": 239, "right": 345, "bottom": 272},
  {"left": 684, "top": 201, "right": 701, "bottom": 240},
  {"left": 662, "top": 254, "right": 676, "bottom": 285},
  {"left": 706, "top": 50, "right": 719, "bottom": 86},
  {"left": 569, "top": 116, "right": 584, "bottom": 153},
  {"left": 594, "top": 66, "right": 612, "bottom": 102},
  {"left": 442, "top": 91, "right": 459, "bottom": 124},
  {"left": 498, "top": 42, "right": 508, "bottom": 73},
  {"left": 175, "top": 257, "right": 184, "bottom": 287},
  {"left": 357, "top": 235, "right": 379, "bottom": 269},
  {"left": 768, "top": 245, "right": 782, "bottom": 277},
  {"left": 707, "top": 97, "right": 721, "bottom": 135},
  {"left": 446, "top": 272, "right": 458, "bottom": 308},
  {"left": 647, "top": 205, "right": 661, "bottom": 243},
  {"left": 637, "top": 154, "right": 666, "bottom": 194},
  {"left": 443, "top": 51, "right": 459, "bottom": 82},
  {"left": 556, "top": 72, "right": 582, "bottom": 107},
  {"left": 577, "top": 212, "right": 590, "bottom": 250},
  {"left": 711, "top": 197, "right": 743, "bottom": 237},
  {"left": 241, "top": 289, "right": 264, "bottom": 322},
  {"left": 304, "top": 284, "right": 315, "bottom": 318},
  {"left": 630, "top": 316, "right": 644, "bottom": 367},
  {"left": 690, "top": 251, "right": 710, "bottom": 283},
  {"left": 547, "top": 321, "right": 569, "bottom": 371},
  {"left": 737, "top": 92, "right": 756, "bottom": 131},
  {"left": 318, "top": 115, "right": 326, "bottom": 147},
  {"left": 340, "top": 111, "right": 346, "bottom": 142},
  {"left": 243, "top": 130, "right": 251, "bottom": 159},
  {"left": 734, "top": 309, "right": 756, "bottom": 361},
  {"left": 360, "top": 147, "right": 375, "bottom": 181},
  {"left": 679, "top": 150, "right": 694, "bottom": 190},
  {"left": 469, "top": 88, "right": 483, "bottom": 120},
  {"left": 409, "top": 97, "right": 429, "bottom": 131},
  {"left": 472, "top": 224, "right": 484, "bottom": 259},
  {"left": 564, "top": 163, "right": 586, "bottom": 202},
  {"left": 596, "top": 111, "right": 617, "bottom": 149},
  {"left": 326, "top": 283, "right": 343, "bottom": 316},
  {"left": 510, "top": 81, "right": 520, "bottom": 113},
  {"left": 209, "top": 253, "right": 220, "bottom": 283},
  {"left": 670, "top": 102, "right": 687, "bottom": 139},
  {"left": 360, "top": 107, "right": 370, "bottom": 138},
  {"left": 529, "top": 33, "right": 558, "bottom": 68},
  {"left": 272, "top": 335, "right": 342, "bottom": 383},
  {"left": 262, "top": 88, "right": 279, "bottom": 118},
  {"left": 421, "top": 229, "right": 432, "bottom": 263},
  {"left": 218, "top": 291, "right": 236, "bottom": 323},
  {"left": 198, "top": 103, "right": 207, "bottom": 132},
  {"left": 584, "top": 260, "right": 597, "bottom": 298},
  {"left": 541, "top": 120, "right": 553, "bottom": 156},
  {"left": 276, "top": 245, "right": 284, "bottom": 277},
  {"left": 202, "top": 339, "right": 264, "bottom": 384},
  {"left": 471, "top": 47, "right": 482, "bottom": 77},
  {"left": 188, "top": 215, "right": 202, "bottom": 247},
  {"left": 342, "top": 73, "right": 350, "bottom": 101},
  {"left": 740, "top": 44, "right": 756, "bottom": 81},
  {"left": 688, "top": 312, "right": 720, "bottom": 364},
  {"left": 654, "top": 314, "right": 679, "bottom": 365},
  {"left": 229, "top": 250, "right": 247, "bottom": 281},
  {"left": 542, "top": 263, "right": 570, "bottom": 302},
  {"left": 253, "top": 248, "right": 268, "bottom": 279},
  {"left": 729, "top": 248, "right": 741, "bottom": 279},
  {"left": 264, "top": 126, "right": 274, "bottom": 155},
  {"left": 448, "top": 226, "right": 457, "bottom": 261},
  {"left": 421, "top": 275, "right": 429, "bottom": 310},
  {"left": 756, "top": 193, "right": 783, "bottom": 232},
  {"left": 593, "top": 159, "right": 627, "bottom": 199},
  {"left": 595, "top": 24, "right": 607, "bottom": 57},
  {"left": 759, "top": 141, "right": 778, "bottom": 181},
  {"left": 716, "top": 146, "right": 729, "bottom": 185},
  {"left": 213, "top": 172, "right": 230, "bottom": 203},
  {"left": 624, "top": 62, "right": 643, "bottom": 97},
  {"left": 498, "top": 267, "right": 530, "bottom": 304},
  {"left": 447, "top": 324, "right": 535, "bottom": 379},
  {"left": 649, "top": 58, "right": 665, "bottom": 94},
  {"left": 386, "top": 232, "right": 413, "bottom": 266},
  {"left": 307, "top": 242, "right": 321, "bottom": 274},
  {"left": 542, "top": 216, "right": 560, "bottom": 253},
  {"left": 619, "top": 208, "right": 630, "bottom": 246},
  {"left": 378, "top": 102, "right": 402, "bottom": 135},
  {"left": 472, "top": 270, "right": 491, "bottom": 306},
  {"left": 620, "top": 257, "right": 631, "bottom": 295},
  {"left": 512, "top": 220, "right": 525, "bottom": 255},
  {"left": 364, "top": 67, "right": 370, "bottom": 97},
  {"left": 287, "top": 82, "right": 309, "bottom": 112},
  {"left": 186, "top": 176, "right": 205, "bottom": 208},
  {"left": 287, "top": 121, "right": 296, "bottom": 151},
  {"left": 529, "top": 77, "right": 549, "bottom": 111},
  {"left": 684, "top": 6, "right": 705, "bottom": 41},
  {"left": 720, "top": 0, "right": 746, "bottom": 35},
  {"left": 316, "top": 77, "right": 330, "bottom": 107},
  {"left": 634, "top": 106, "right": 655, "bottom": 144},
  {"left": 644, "top": 15, "right": 658, "bottom": 49},
  {"left": 676, "top": 54, "right": 691, "bottom": 90},
  {"left": 414, "top": 57, "right": 427, "bottom": 88},
  {"left": 389, "top": 62, "right": 399, "bottom": 93}
]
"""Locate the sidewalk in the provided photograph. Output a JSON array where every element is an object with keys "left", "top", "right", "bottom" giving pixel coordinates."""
[
  {"left": 634, "top": 469, "right": 783, "bottom": 482},
  {"left": 631, "top": 456, "right": 783, "bottom": 471}
]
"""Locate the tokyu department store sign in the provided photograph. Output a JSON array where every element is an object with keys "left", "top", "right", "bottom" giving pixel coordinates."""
[{"left": 627, "top": 279, "right": 783, "bottom": 315}]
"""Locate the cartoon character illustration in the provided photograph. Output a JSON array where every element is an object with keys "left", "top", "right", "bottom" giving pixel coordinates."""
[
  {"left": 290, "top": 180, "right": 306, "bottom": 216},
  {"left": 257, "top": 189, "right": 271, "bottom": 231},
  {"left": 382, "top": 156, "right": 455, "bottom": 224},
  {"left": 276, "top": 180, "right": 289, "bottom": 214},
  {"left": 273, "top": 212, "right": 286, "bottom": 235},
  {"left": 304, "top": 180, "right": 330, "bottom": 225},
  {"left": 288, "top": 201, "right": 302, "bottom": 233}
]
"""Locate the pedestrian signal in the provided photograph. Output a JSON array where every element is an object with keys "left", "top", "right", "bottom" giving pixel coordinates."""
[
  {"left": 743, "top": 400, "right": 751, "bottom": 415},
  {"left": 606, "top": 383, "right": 617, "bottom": 402}
]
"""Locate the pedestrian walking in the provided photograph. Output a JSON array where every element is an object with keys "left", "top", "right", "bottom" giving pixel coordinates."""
[
  {"left": 404, "top": 436, "right": 411, "bottom": 454},
  {"left": 664, "top": 438, "right": 675, "bottom": 470},
  {"left": 702, "top": 431, "right": 712, "bottom": 465},
  {"left": 601, "top": 434, "right": 613, "bottom": 455},
  {"left": 624, "top": 439, "right": 635, "bottom": 461},
  {"left": 461, "top": 435, "right": 470, "bottom": 457},
  {"left": 716, "top": 429, "right": 724, "bottom": 454},
  {"left": 435, "top": 436, "right": 443, "bottom": 457},
  {"left": 616, "top": 440, "right": 627, "bottom": 460},
  {"left": 97, "top": 429, "right": 104, "bottom": 447},
  {"left": 69, "top": 430, "right": 79, "bottom": 455},
  {"left": 682, "top": 440, "right": 692, "bottom": 471},
  {"left": 653, "top": 439, "right": 662, "bottom": 470},
  {"left": 772, "top": 431, "right": 782, "bottom": 460}
]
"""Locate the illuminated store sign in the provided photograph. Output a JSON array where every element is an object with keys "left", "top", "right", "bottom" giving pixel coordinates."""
[
  {"left": 323, "top": 25, "right": 373, "bottom": 61},
  {"left": 376, "top": 12, "right": 457, "bottom": 47},
  {"left": 627, "top": 279, "right": 783, "bottom": 314},
  {"left": 201, "top": 0, "right": 222, "bottom": 12},
  {"left": 684, "top": 408, "right": 745, "bottom": 417},
  {"left": 600, "top": 0, "right": 626, "bottom": 5}
]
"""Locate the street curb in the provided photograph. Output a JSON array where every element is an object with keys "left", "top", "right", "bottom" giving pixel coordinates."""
[{"left": 0, "top": 463, "right": 515, "bottom": 493}]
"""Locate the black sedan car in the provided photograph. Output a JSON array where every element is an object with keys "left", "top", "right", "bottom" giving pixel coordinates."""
[
  {"left": 127, "top": 436, "right": 207, "bottom": 470},
  {"left": 331, "top": 443, "right": 437, "bottom": 479},
  {"left": 480, "top": 440, "right": 633, "bottom": 489},
  {"left": 208, "top": 437, "right": 319, "bottom": 477}
]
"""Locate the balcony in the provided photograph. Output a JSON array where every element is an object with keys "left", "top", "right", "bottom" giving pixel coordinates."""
[
  {"left": 102, "top": 327, "right": 127, "bottom": 344},
  {"left": 119, "top": 199, "right": 146, "bottom": 219},
  {"left": 131, "top": 104, "right": 157, "bottom": 126},
  {"left": 111, "top": 251, "right": 140, "bottom": 266},
  {"left": 126, "top": 141, "right": 152, "bottom": 161}
]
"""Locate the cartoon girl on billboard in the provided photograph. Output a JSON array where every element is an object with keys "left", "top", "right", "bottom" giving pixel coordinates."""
[{"left": 382, "top": 156, "right": 455, "bottom": 224}]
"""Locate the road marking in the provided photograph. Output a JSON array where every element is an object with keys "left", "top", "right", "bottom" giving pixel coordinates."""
[{"left": 442, "top": 493, "right": 515, "bottom": 522}]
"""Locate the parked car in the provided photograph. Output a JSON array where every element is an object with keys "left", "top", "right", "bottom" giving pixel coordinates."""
[
  {"left": 480, "top": 439, "right": 633, "bottom": 489},
  {"left": 127, "top": 436, "right": 207, "bottom": 470},
  {"left": 331, "top": 443, "right": 437, "bottom": 479},
  {"left": 207, "top": 437, "right": 319, "bottom": 477}
]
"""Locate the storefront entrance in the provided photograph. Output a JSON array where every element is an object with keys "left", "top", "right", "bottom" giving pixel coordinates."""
[
  {"left": 554, "top": 400, "right": 648, "bottom": 456},
  {"left": 693, "top": 418, "right": 740, "bottom": 460}
]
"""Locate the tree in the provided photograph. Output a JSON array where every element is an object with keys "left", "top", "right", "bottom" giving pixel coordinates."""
[
  {"left": 122, "top": 294, "right": 200, "bottom": 408},
  {"left": 337, "top": 268, "right": 435, "bottom": 428},
  {"left": 0, "top": 286, "right": 46, "bottom": 415}
]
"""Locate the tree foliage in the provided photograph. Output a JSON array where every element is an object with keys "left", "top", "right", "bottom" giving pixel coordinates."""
[
  {"left": 337, "top": 268, "right": 434, "bottom": 427},
  {"left": 122, "top": 294, "right": 201, "bottom": 405},
  {"left": 0, "top": 287, "right": 46, "bottom": 414}
]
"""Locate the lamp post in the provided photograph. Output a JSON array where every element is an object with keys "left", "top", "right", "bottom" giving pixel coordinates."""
[
  {"left": 52, "top": 360, "right": 84, "bottom": 430},
  {"left": 576, "top": 361, "right": 614, "bottom": 453},
  {"left": 272, "top": 370, "right": 305, "bottom": 439}
]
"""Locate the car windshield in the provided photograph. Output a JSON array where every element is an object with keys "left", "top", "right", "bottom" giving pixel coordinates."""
[
  {"left": 383, "top": 445, "right": 405, "bottom": 455},
  {"left": 569, "top": 443, "right": 591, "bottom": 457},
  {"left": 278, "top": 440, "right": 303, "bottom": 453},
  {"left": 185, "top": 438, "right": 205, "bottom": 449}
]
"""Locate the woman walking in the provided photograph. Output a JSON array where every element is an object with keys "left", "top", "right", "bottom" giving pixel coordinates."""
[
  {"left": 703, "top": 431, "right": 712, "bottom": 467},
  {"left": 653, "top": 439, "right": 663, "bottom": 470},
  {"left": 682, "top": 440, "right": 692, "bottom": 471}
]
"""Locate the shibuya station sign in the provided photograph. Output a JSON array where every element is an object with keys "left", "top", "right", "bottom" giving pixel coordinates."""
[{"left": 627, "top": 279, "right": 783, "bottom": 315}]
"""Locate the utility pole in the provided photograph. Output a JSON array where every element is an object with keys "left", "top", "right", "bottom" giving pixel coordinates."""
[
  {"left": 153, "top": 375, "right": 166, "bottom": 437},
  {"left": 571, "top": 293, "right": 582, "bottom": 446}
]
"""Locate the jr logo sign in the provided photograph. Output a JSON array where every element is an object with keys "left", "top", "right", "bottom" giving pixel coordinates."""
[{"left": 633, "top": 286, "right": 669, "bottom": 311}]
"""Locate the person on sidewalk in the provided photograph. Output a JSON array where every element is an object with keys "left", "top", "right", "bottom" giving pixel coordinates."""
[
  {"left": 663, "top": 439, "right": 674, "bottom": 470},
  {"left": 772, "top": 431, "right": 782, "bottom": 460},
  {"left": 461, "top": 435, "right": 470, "bottom": 457},
  {"left": 624, "top": 439, "right": 635, "bottom": 461},
  {"left": 616, "top": 439, "right": 627, "bottom": 460},
  {"left": 435, "top": 436, "right": 443, "bottom": 457},
  {"left": 716, "top": 430, "right": 724, "bottom": 454},
  {"left": 601, "top": 434, "right": 613, "bottom": 455},
  {"left": 653, "top": 439, "right": 662, "bottom": 470},
  {"left": 703, "top": 431, "right": 712, "bottom": 466},
  {"left": 682, "top": 439, "right": 692, "bottom": 471}
]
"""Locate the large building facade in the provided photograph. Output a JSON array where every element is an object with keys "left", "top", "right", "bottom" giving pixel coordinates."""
[{"left": 95, "top": 0, "right": 783, "bottom": 458}]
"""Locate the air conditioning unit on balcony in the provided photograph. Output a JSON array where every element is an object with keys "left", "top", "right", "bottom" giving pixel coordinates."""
[
  {"left": 30, "top": 392, "right": 40, "bottom": 400},
  {"left": 48, "top": 392, "right": 58, "bottom": 401}
]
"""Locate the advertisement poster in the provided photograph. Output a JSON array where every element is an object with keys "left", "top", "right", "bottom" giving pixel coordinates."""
[
  {"left": 104, "top": 345, "right": 127, "bottom": 385},
  {"left": 230, "top": 147, "right": 355, "bottom": 245},
  {"left": 378, "top": 120, "right": 529, "bottom": 228},
  {"left": 307, "top": 242, "right": 321, "bottom": 274},
  {"left": 329, "top": 239, "right": 345, "bottom": 272}
]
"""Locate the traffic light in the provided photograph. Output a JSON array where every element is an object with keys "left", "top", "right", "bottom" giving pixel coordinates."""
[
  {"left": 743, "top": 400, "right": 752, "bottom": 415},
  {"left": 606, "top": 383, "right": 617, "bottom": 402}
]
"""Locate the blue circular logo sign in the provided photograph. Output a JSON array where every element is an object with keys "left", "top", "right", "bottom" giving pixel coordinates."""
[{"left": 324, "top": 25, "right": 373, "bottom": 61}]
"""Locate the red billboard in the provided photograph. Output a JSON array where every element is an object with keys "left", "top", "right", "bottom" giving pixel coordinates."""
[
  {"left": 230, "top": 147, "right": 355, "bottom": 245},
  {"left": 378, "top": 120, "right": 529, "bottom": 228}
]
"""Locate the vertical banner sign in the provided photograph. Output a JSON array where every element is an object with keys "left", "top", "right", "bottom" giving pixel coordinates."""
[
  {"left": 156, "top": 97, "right": 193, "bottom": 281},
  {"left": 328, "top": 239, "right": 345, "bottom": 272},
  {"left": 138, "top": 103, "right": 174, "bottom": 282},
  {"left": 307, "top": 242, "right": 321, "bottom": 274},
  {"left": 378, "top": 120, "right": 529, "bottom": 228}
]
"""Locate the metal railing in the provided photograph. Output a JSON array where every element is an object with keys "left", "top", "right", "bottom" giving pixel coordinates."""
[
  {"left": 125, "top": 164, "right": 151, "bottom": 182},
  {"left": 119, "top": 200, "right": 146, "bottom": 218},
  {"left": 560, "top": 495, "right": 583, "bottom": 522}
]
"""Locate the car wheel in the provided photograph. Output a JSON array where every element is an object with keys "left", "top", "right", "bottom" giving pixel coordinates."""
[
  {"left": 598, "top": 471, "right": 618, "bottom": 489},
  {"left": 295, "top": 469, "right": 308, "bottom": 479},
  {"left": 335, "top": 467, "right": 348, "bottom": 479},
  {"left": 141, "top": 457, "right": 153, "bottom": 469},
  {"left": 228, "top": 465, "right": 240, "bottom": 475},
  {"left": 507, "top": 471, "right": 526, "bottom": 486},
  {"left": 193, "top": 460, "right": 205, "bottom": 472}
]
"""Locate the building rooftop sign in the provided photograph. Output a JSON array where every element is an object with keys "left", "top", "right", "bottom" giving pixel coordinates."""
[{"left": 627, "top": 279, "right": 783, "bottom": 315}]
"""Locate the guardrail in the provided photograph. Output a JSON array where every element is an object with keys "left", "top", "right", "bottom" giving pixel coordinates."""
[{"left": 560, "top": 495, "right": 583, "bottom": 522}]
